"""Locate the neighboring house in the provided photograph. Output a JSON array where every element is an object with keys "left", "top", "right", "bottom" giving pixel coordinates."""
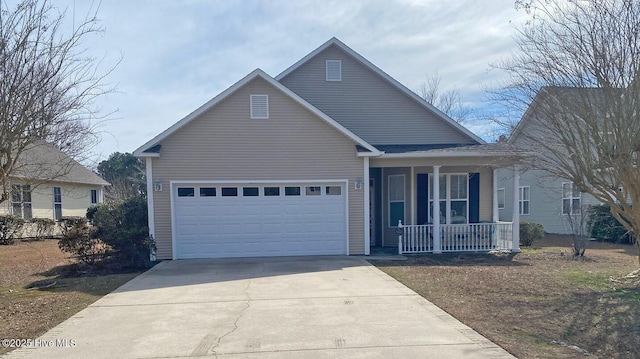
[
  {"left": 498, "top": 88, "right": 601, "bottom": 234},
  {"left": 134, "top": 37, "right": 526, "bottom": 260},
  {"left": 0, "top": 142, "right": 109, "bottom": 221}
]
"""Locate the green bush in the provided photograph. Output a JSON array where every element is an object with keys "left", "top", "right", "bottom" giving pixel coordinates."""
[
  {"left": 520, "top": 221, "right": 545, "bottom": 247},
  {"left": 58, "top": 216, "right": 88, "bottom": 237},
  {"left": 86, "top": 205, "right": 98, "bottom": 222},
  {"left": 92, "top": 197, "right": 154, "bottom": 269},
  {"left": 58, "top": 226, "right": 106, "bottom": 264},
  {"left": 587, "top": 204, "right": 633, "bottom": 244},
  {"left": 0, "top": 215, "right": 25, "bottom": 245},
  {"left": 29, "top": 218, "right": 56, "bottom": 240}
]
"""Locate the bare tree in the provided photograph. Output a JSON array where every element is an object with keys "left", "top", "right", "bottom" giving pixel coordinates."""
[
  {"left": 565, "top": 204, "right": 592, "bottom": 258},
  {"left": 0, "top": 0, "right": 115, "bottom": 203},
  {"left": 491, "top": 0, "right": 640, "bottom": 265},
  {"left": 417, "top": 71, "right": 472, "bottom": 123}
]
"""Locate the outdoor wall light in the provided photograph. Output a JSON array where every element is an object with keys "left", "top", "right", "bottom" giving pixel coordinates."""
[
  {"left": 153, "top": 180, "right": 163, "bottom": 192},
  {"left": 355, "top": 177, "right": 363, "bottom": 190}
]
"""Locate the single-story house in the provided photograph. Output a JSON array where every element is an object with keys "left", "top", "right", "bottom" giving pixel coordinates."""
[
  {"left": 134, "top": 37, "right": 527, "bottom": 260},
  {"left": 0, "top": 142, "right": 109, "bottom": 221}
]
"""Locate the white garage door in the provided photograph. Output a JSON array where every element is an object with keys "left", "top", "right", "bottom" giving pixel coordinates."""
[{"left": 173, "top": 182, "right": 347, "bottom": 259}]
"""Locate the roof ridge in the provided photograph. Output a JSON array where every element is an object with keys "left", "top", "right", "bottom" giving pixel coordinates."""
[{"left": 275, "top": 37, "right": 485, "bottom": 145}]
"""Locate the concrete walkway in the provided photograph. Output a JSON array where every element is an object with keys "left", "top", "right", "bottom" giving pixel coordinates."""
[{"left": 4, "top": 256, "right": 515, "bottom": 359}]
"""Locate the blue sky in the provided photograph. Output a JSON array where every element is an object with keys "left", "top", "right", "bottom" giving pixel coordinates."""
[{"left": 9, "top": 0, "right": 528, "bottom": 164}]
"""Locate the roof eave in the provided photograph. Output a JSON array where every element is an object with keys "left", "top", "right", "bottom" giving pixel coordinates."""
[
  {"left": 378, "top": 151, "right": 531, "bottom": 159},
  {"left": 133, "top": 151, "right": 160, "bottom": 158}
]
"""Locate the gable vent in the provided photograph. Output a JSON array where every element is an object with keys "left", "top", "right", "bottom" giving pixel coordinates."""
[
  {"left": 250, "top": 94, "right": 269, "bottom": 119},
  {"left": 326, "top": 60, "right": 342, "bottom": 81}
]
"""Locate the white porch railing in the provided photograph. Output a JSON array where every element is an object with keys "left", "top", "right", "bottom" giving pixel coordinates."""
[{"left": 398, "top": 221, "right": 513, "bottom": 254}]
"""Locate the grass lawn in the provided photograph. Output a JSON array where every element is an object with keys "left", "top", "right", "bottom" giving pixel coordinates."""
[
  {"left": 371, "top": 235, "right": 640, "bottom": 359},
  {"left": 0, "top": 240, "right": 141, "bottom": 355}
]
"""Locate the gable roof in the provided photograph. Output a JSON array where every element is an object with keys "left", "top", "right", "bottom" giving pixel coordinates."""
[
  {"left": 276, "top": 37, "right": 485, "bottom": 145},
  {"left": 13, "top": 142, "right": 109, "bottom": 186},
  {"left": 133, "top": 69, "right": 380, "bottom": 157},
  {"left": 508, "top": 86, "right": 609, "bottom": 144}
]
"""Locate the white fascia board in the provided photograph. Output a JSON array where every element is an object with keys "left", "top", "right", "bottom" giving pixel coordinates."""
[
  {"left": 276, "top": 38, "right": 337, "bottom": 80},
  {"left": 134, "top": 152, "right": 160, "bottom": 158},
  {"left": 263, "top": 75, "right": 380, "bottom": 154},
  {"left": 134, "top": 68, "right": 380, "bottom": 156},
  {"left": 508, "top": 88, "right": 551, "bottom": 145},
  {"left": 276, "top": 37, "right": 485, "bottom": 145},
  {"left": 133, "top": 70, "right": 265, "bottom": 156},
  {"left": 379, "top": 151, "right": 524, "bottom": 159},
  {"left": 356, "top": 151, "right": 383, "bottom": 157}
]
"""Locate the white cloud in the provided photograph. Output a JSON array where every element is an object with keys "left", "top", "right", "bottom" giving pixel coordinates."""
[{"left": 4, "top": 0, "right": 528, "bottom": 158}]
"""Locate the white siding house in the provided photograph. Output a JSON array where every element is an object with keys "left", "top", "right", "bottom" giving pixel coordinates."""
[{"left": 0, "top": 142, "right": 108, "bottom": 222}]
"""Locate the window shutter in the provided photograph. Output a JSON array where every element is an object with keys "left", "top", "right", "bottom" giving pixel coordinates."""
[
  {"left": 417, "top": 174, "right": 429, "bottom": 225},
  {"left": 469, "top": 173, "right": 480, "bottom": 223},
  {"left": 326, "top": 60, "right": 342, "bottom": 81},
  {"left": 250, "top": 95, "right": 269, "bottom": 119}
]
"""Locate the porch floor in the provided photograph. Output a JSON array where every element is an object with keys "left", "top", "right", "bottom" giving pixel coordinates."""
[{"left": 367, "top": 246, "right": 407, "bottom": 261}]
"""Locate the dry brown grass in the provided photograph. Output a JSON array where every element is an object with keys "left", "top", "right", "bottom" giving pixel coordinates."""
[
  {"left": 372, "top": 235, "right": 640, "bottom": 359},
  {"left": 0, "top": 240, "right": 140, "bottom": 355}
]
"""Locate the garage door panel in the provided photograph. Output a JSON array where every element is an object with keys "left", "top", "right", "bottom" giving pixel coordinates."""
[{"left": 174, "top": 182, "right": 347, "bottom": 259}]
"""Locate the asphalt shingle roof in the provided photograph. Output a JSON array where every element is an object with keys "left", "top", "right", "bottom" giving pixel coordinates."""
[{"left": 12, "top": 142, "right": 109, "bottom": 186}]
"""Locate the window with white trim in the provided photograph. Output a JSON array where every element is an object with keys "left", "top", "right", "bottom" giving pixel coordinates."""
[
  {"left": 388, "top": 175, "right": 405, "bottom": 227},
  {"left": 90, "top": 189, "right": 98, "bottom": 205},
  {"left": 519, "top": 186, "right": 530, "bottom": 215},
  {"left": 562, "top": 182, "right": 581, "bottom": 215},
  {"left": 326, "top": 60, "right": 342, "bottom": 81},
  {"left": 428, "top": 174, "right": 468, "bottom": 224},
  {"left": 12, "top": 185, "right": 32, "bottom": 219},
  {"left": 53, "top": 186, "right": 62, "bottom": 221},
  {"left": 497, "top": 188, "right": 505, "bottom": 209},
  {"left": 250, "top": 94, "right": 269, "bottom": 119}
]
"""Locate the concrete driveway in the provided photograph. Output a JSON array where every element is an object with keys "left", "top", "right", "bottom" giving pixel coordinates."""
[{"left": 4, "top": 256, "right": 514, "bottom": 359}]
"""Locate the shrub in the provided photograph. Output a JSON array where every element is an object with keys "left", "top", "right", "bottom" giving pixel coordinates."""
[
  {"left": 58, "top": 226, "right": 106, "bottom": 264},
  {"left": 520, "top": 221, "right": 545, "bottom": 247},
  {"left": 29, "top": 218, "right": 56, "bottom": 240},
  {"left": 92, "top": 197, "right": 154, "bottom": 269},
  {"left": 587, "top": 204, "right": 633, "bottom": 244},
  {"left": 86, "top": 205, "right": 98, "bottom": 222},
  {"left": 58, "top": 216, "right": 88, "bottom": 237},
  {"left": 0, "top": 215, "right": 25, "bottom": 245}
]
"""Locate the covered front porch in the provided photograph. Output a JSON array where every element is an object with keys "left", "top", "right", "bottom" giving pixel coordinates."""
[{"left": 363, "top": 144, "right": 524, "bottom": 255}]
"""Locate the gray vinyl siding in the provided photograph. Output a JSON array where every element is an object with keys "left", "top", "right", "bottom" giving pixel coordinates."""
[
  {"left": 150, "top": 77, "right": 365, "bottom": 259},
  {"left": 279, "top": 44, "right": 477, "bottom": 146},
  {"left": 379, "top": 166, "right": 495, "bottom": 247},
  {"left": 497, "top": 168, "right": 600, "bottom": 234}
]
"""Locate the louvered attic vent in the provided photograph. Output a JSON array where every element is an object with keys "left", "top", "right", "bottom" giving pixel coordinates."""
[
  {"left": 250, "top": 94, "right": 269, "bottom": 119},
  {"left": 326, "top": 60, "right": 342, "bottom": 81}
]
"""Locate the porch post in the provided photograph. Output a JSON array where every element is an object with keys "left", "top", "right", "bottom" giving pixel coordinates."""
[
  {"left": 410, "top": 166, "right": 415, "bottom": 225},
  {"left": 364, "top": 157, "right": 370, "bottom": 255},
  {"left": 492, "top": 168, "right": 499, "bottom": 223},
  {"left": 433, "top": 165, "right": 441, "bottom": 254},
  {"left": 511, "top": 167, "right": 521, "bottom": 253}
]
